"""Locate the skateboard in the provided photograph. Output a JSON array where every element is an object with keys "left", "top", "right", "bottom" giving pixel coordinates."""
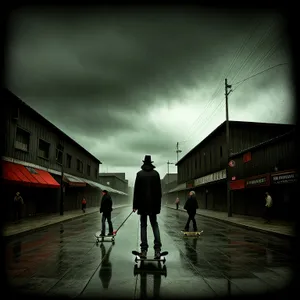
[
  {"left": 181, "top": 230, "right": 203, "bottom": 236},
  {"left": 133, "top": 264, "right": 167, "bottom": 277},
  {"left": 95, "top": 231, "right": 116, "bottom": 243},
  {"left": 132, "top": 250, "right": 168, "bottom": 264}
]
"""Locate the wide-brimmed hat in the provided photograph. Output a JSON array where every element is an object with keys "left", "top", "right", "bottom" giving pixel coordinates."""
[{"left": 142, "top": 155, "right": 153, "bottom": 164}]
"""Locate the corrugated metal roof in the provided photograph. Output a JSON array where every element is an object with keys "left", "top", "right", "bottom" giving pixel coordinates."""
[{"left": 230, "top": 129, "right": 296, "bottom": 158}]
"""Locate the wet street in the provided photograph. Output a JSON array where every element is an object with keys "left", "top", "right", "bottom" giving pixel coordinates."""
[{"left": 6, "top": 206, "right": 293, "bottom": 298}]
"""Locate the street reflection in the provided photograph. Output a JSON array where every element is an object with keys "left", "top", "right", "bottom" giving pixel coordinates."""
[
  {"left": 133, "top": 262, "right": 167, "bottom": 298},
  {"left": 98, "top": 243, "right": 113, "bottom": 289},
  {"left": 184, "top": 237, "right": 198, "bottom": 265},
  {"left": 12, "top": 240, "right": 22, "bottom": 263}
]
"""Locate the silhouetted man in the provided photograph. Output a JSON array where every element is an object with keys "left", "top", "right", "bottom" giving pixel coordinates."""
[
  {"left": 133, "top": 155, "right": 162, "bottom": 259},
  {"left": 100, "top": 190, "right": 113, "bottom": 236}
]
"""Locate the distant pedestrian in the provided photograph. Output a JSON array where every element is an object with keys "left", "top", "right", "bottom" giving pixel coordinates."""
[
  {"left": 175, "top": 197, "right": 180, "bottom": 210},
  {"left": 100, "top": 190, "right": 114, "bottom": 236},
  {"left": 82, "top": 197, "right": 87, "bottom": 213},
  {"left": 183, "top": 191, "right": 198, "bottom": 232},
  {"left": 133, "top": 155, "right": 163, "bottom": 259},
  {"left": 13, "top": 192, "right": 24, "bottom": 222},
  {"left": 263, "top": 192, "right": 273, "bottom": 223}
]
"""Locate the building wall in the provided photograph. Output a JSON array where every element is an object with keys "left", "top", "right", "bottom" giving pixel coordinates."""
[
  {"left": 4, "top": 90, "right": 100, "bottom": 181},
  {"left": 229, "top": 131, "right": 295, "bottom": 181},
  {"left": 174, "top": 121, "right": 295, "bottom": 218},
  {"left": 98, "top": 174, "right": 128, "bottom": 193},
  {"left": 229, "top": 130, "right": 296, "bottom": 219},
  {"left": 177, "top": 122, "right": 294, "bottom": 185},
  {"left": 3, "top": 89, "right": 102, "bottom": 220}
]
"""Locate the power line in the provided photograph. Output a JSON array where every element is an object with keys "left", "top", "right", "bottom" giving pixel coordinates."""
[
  {"left": 229, "top": 19, "right": 276, "bottom": 84},
  {"left": 231, "top": 62, "right": 288, "bottom": 89},
  {"left": 183, "top": 18, "right": 264, "bottom": 141}
]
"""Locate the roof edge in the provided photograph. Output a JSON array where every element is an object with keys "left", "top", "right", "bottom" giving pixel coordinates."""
[{"left": 4, "top": 88, "right": 102, "bottom": 164}]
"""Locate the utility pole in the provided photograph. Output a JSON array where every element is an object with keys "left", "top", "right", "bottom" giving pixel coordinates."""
[
  {"left": 176, "top": 142, "right": 182, "bottom": 163},
  {"left": 60, "top": 163, "right": 64, "bottom": 216},
  {"left": 225, "top": 78, "right": 232, "bottom": 217},
  {"left": 175, "top": 142, "right": 182, "bottom": 199},
  {"left": 167, "top": 160, "right": 175, "bottom": 205}
]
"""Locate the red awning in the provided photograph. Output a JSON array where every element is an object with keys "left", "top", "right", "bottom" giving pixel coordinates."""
[
  {"left": 1, "top": 161, "right": 60, "bottom": 188},
  {"left": 230, "top": 179, "right": 245, "bottom": 190}
]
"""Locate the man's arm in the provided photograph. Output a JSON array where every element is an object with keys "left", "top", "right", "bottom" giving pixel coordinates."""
[
  {"left": 133, "top": 174, "right": 140, "bottom": 211},
  {"left": 156, "top": 172, "right": 162, "bottom": 200},
  {"left": 100, "top": 195, "right": 104, "bottom": 213}
]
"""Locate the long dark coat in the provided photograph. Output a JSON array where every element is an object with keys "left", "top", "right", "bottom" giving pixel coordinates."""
[
  {"left": 133, "top": 164, "right": 162, "bottom": 215},
  {"left": 184, "top": 195, "right": 199, "bottom": 214},
  {"left": 100, "top": 193, "right": 113, "bottom": 215}
]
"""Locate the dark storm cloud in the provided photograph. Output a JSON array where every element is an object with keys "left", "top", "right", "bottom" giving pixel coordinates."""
[
  {"left": 5, "top": 7, "right": 290, "bottom": 182},
  {"left": 6, "top": 7, "right": 262, "bottom": 107}
]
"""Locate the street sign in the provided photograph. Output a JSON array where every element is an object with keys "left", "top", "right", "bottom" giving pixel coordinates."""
[{"left": 228, "top": 160, "right": 235, "bottom": 167}]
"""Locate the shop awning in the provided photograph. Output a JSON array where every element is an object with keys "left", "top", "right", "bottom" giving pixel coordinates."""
[
  {"left": 63, "top": 174, "right": 86, "bottom": 187},
  {"left": 168, "top": 183, "right": 189, "bottom": 193},
  {"left": 82, "top": 178, "right": 128, "bottom": 196},
  {"left": 1, "top": 161, "right": 60, "bottom": 188}
]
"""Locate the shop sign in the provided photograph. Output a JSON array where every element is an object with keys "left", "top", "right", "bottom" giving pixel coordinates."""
[
  {"left": 194, "top": 169, "right": 226, "bottom": 186},
  {"left": 230, "top": 179, "right": 245, "bottom": 190},
  {"left": 271, "top": 170, "right": 298, "bottom": 184},
  {"left": 245, "top": 174, "right": 270, "bottom": 188}
]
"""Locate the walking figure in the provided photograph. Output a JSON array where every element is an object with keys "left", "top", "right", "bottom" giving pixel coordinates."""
[
  {"left": 263, "top": 192, "right": 273, "bottom": 223},
  {"left": 133, "top": 155, "right": 163, "bottom": 259},
  {"left": 183, "top": 191, "right": 198, "bottom": 232},
  {"left": 100, "top": 190, "right": 114, "bottom": 236},
  {"left": 175, "top": 197, "right": 180, "bottom": 210},
  {"left": 13, "top": 192, "right": 24, "bottom": 222},
  {"left": 82, "top": 197, "right": 87, "bottom": 213}
]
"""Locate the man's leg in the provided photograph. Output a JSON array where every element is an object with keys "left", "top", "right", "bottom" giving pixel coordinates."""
[
  {"left": 149, "top": 214, "right": 162, "bottom": 257},
  {"left": 101, "top": 214, "right": 106, "bottom": 235},
  {"left": 140, "top": 215, "right": 148, "bottom": 257},
  {"left": 184, "top": 214, "right": 191, "bottom": 231},
  {"left": 107, "top": 212, "right": 113, "bottom": 234},
  {"left": 190, "top": 212, "right": 197, "bottom": 231}
]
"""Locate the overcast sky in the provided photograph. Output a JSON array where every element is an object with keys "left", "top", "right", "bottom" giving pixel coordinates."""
[{"left": 6, "top": 7, "right": 295, "bottom": 186}]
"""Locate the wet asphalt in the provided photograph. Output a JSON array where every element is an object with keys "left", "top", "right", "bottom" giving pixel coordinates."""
[{"left": 6, "top": 206, "right": 293, "bottom": 298}]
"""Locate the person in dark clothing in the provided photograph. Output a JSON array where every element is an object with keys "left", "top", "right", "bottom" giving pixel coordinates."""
[
  {"left": 183, "top": 191, "right": 198, "bottom": 231},
  {"left": 133, "top": 155, "right": 162, "bottom": 259},
  {"left": 100, "top": 190, "right": 114, "bottom": 236},
  {"left": 82, "top": 197, "right": 87, "bottom": 213},
  {"left": 13, "top": 192, "right": 24, "bottom": 222}
]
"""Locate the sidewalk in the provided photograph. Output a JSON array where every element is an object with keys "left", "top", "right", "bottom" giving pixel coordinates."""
[
  {"left": 166, "top": 205, "right": 296, "bottom": 238},
  {"left": 3, "top": 204, "right": 129, "bottom": 239}
]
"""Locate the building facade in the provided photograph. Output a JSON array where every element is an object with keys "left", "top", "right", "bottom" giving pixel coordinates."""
[
  {"left": 168, "top": 120, "right": 295, "bottom": 217},
  {"left": 98, "top": 173, "right": 129, "bottom": 205},
  {"left": 2, "top": 89, "right": 126, "bottom": 221},
  {"left": 98, "top": 173, "right": 128, "bottom": 193},
  {"left": 229, "top": 129, "right": 296, "bottom": 219}
]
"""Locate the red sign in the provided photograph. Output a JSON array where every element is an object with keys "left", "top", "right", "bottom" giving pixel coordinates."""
[
  {"left": 228, "top": 160, "right": 235, "bottom": 167},
  {"left": 243, "top": 152, "right": 252, "bottom": 163},
  {"left": 230, "top": 179, "right": 245, "bottom": 190}
]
